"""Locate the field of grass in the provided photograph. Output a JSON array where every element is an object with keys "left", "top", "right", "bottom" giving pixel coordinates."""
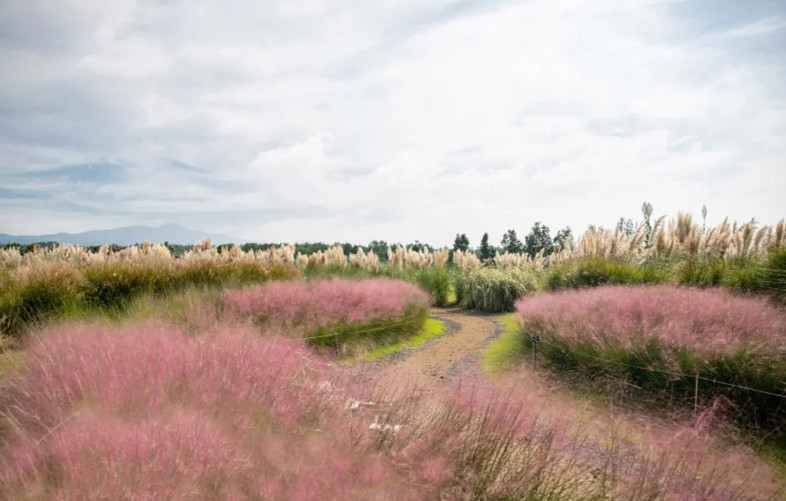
[
  {"left": 0, "top": 214, "right": 785, "bottom": 498},
  {"left": 1, "top": 310, "right": 777, "bottom": 499}
]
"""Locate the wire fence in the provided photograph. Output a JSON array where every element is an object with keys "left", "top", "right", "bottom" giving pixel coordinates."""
[
  {"left": 529, "top": 339, "right": 786, "bottom": 403},
  {"left": 299, "top": 316, "right": 423, "bottom": 341}
]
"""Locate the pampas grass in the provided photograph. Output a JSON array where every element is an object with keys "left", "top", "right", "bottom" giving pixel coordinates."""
[
  {"left": 453, "top": 249, "right": 481, "bottom": 270},
  {"left": 0, "top": 241, "right": 300, "bottom": 338},
  {"left": 462, "top": 268, "right": 542, "bottom": 312}
]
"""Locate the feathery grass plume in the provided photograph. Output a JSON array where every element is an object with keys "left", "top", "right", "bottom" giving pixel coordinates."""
[
  {"left": 193, "top": 238, "right": 212, "bottom": 253},
  {"left": 773, "top": 219, "right": 785, "bottom": 250},
  {"left": 0, "top": 246, "right": 22, "bottom": 269},
  {"left": 453, "top": 249, "right": 481, "bottom": 270},
  {"left": 433, "top": 249, "right": 449, "bottom": 269},
  {"left": 326, "top": 245, "right": 347, "bottom": 268},
  {"left": 514, "top": 285, "right": 786, "bottom": 431},
  {"left": 494, "top": 251, "right": 539, "bottom": 270},
  {"left": 348, "top": 248, "right": 380, "bottom": 273},
  {"left": 387, "top": 245, "right": 406, "bottom": 271},
  {"left": 254, "top": 244, "right": 296, "bottom": 266},
  {"left": 573, "top": 227, "right": 643, "bottom": 262},
  {"left": 301, "top": 245, "right": 348, "bottom": 271},
  {"left": 402, "top": 248, "right": 433, "bottom": 269}
]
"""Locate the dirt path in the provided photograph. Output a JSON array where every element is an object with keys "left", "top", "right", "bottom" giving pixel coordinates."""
[{"left": 378, "top": 308, "right": 498, "bottom": 394}]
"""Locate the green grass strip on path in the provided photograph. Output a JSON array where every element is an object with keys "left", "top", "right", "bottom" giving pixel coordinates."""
[
  {"left": 482, "top": 313, "right": 525, "bottom": 373},
  {"left": 346, "top": 318, "right": 447, "bottom": 362}
]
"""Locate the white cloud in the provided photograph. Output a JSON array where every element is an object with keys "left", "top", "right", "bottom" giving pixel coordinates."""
[{"left": 0, "top": 0, "right": 783, "bottom": 244}]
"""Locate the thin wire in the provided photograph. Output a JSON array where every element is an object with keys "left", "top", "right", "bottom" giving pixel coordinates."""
[
  {"left": 550, "top": 350, "right": 786, "bottom": 399},
  {"left": 300, "top": 316, "right": 422, "bottom": 341}
]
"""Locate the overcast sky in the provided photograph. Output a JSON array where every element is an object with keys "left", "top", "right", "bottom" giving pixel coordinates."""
[{"left": 0, "top": 0, "right": 784, "bottom": 246}]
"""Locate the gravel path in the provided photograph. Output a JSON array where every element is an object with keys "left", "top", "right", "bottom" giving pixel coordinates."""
[{"left": 377, "top": 308, "right": 498, "bottom": 395}]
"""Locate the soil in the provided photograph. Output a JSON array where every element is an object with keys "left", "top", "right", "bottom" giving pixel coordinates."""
[{"left": 378, "top": 307, "right": 498, "bottom": 394}]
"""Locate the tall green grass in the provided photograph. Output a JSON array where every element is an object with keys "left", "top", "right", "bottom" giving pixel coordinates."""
[
  {"left": 757, "top": 247, "right": 786, "bottom": 303},
  {"left": 546, "top": 258, "right": 672, "bottom": 290},
  {"left": 0, "top": 261, "right": 299, "bottom": 341},
  {"left": 393, "top": 268, "right": 451, "bottom": 306},
  {"left": 461, "top": 268, "right": 542, "bottom": 312}
]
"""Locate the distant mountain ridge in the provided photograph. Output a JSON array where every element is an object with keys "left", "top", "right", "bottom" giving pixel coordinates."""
[{"left": 0, "top": 224, "right": 244, "bottom": 246}]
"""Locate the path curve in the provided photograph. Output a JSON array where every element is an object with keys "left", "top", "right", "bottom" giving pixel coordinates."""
[{"left": 378, "top": 308, "right": 497, "bottom": 393}]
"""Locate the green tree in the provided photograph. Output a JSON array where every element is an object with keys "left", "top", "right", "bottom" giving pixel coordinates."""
[
  {"left": 407, "top": 240, "right": 433, "bottom": 252},
  {"left": 452, "top": 233, "right": 470, "bottom": 252},
  {"left": 368, "top": 240, "right": 389, "bottom": 261},
  {"left": 642, "top": 202, "right": 653, "bottom": 246},
  {"left": 616, "top": 217, "right": 635, "bottom": 237},
  {"left": 524, "top": 222, "right": 554, "bottom": 257},
  {"left": 340, "top": 242, "right": 362, "bottom": 256},
  {"left": 500, "top": 229, "right": 524, "bottom": 254},
  {"left": 553, "top": 226, "right": 574, "bottom": 251},
  {"left": 478, "top": 233, "right": 496, "bottom": 261}
]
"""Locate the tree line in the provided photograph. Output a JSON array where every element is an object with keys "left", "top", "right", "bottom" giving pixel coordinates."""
[
  {"left": 4, "top": 220, "right": 646, "bottom": 262},
  {"left": 453, "top": 222, "right": 575, "bottom": 261}
]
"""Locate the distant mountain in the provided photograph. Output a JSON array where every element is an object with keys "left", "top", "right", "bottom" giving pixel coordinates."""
[{"left": 0, "top": 224, "right": 244, "bottom": 246}]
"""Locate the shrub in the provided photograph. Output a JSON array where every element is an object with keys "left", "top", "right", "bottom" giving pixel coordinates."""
[
  {"left": 452, "top": 268, "right": 466, "bottom": 305},
  {"left": 0, "top": 263, "right": 84, "bottom": 338},
  {"left": 676, "top": 257, "right": 726, "bottom": 287},
  {"left": 514, "top": 286, "right": 786, "bottom": 431},
  {"left": 757, "top": 247, "right": 786, "bottom": 303},
  {"left": 547, "top": 258, "right": 671, "bottom": 290},
  {"left": 394, "top": 268, "right": 450, "bottom": 306},
  {"left": 224, "top": 279, "right": 430, "bottom": 354},
  {"left": 82, "top": 262, "right": 176, "bottom": 308},
  {"left": 462, "top": 268, "right": 541, "bottom": 313}
]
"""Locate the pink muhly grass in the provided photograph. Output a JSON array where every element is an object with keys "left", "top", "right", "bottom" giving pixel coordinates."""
[
  {"left": 515, "top": 285, "right": 786, "bottom": 357},
  {"left": 2, "top": 321, "right": 328, "bottom": 431},
  {"left": 1, "top": 318, "right": 773, "bottom": 499},
  {"left": 224, "top": 278, "right": 429, "bottom": 332},
  {"left": 0, "top": 322, "right": 443, "bottom": 500},
  {"left": 6, "top": 410, "right": 248, "bottom": 501}
]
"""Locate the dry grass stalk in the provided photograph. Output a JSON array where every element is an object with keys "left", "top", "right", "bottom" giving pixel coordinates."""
[
  {"left": 433, "top": 249, "right": 449, "bottom": 269},
  {"left": 454, "top": 250, "right": 481, "bottom": 270},
  {"left": 2, "top": 213, "right": 784, "bottom": 276},
  {"left": 387, "top": 246, "right": 406, "bottom": 271},
  {"left": 348, "top": 248, "right": 380, "bottom": 272}
]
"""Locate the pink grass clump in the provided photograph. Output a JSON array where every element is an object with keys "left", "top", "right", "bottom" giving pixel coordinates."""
[
  {"left": 0, "top": 322, "right": 449, "bottom": 500},
  {"left": 515, "top": 285, "right": 786, "bottom": 357},
  {"left": 224, "top": 278, "right": 430, "bottom": 333}
]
